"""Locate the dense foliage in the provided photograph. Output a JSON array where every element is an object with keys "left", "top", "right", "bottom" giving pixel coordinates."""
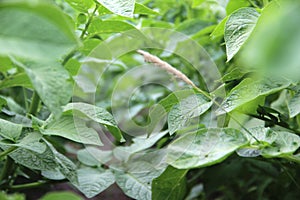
[{"left": 1, "top": 0, "right": 300, "bottom": 199}]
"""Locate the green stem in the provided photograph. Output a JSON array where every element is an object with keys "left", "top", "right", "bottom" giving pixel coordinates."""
[
  {"left": 28, "top": 92, "right": 40, "bottom": 116},
  {"left": 22, "top": 88, "right": 29, "bottom": 112},
  {"left": 0, "top": 146, "right": 18, "bottom": 159},
  {"left": 9, "top": 180, "right": 66, "bottom": 191},
  {"left": 247, "top": 0, "right": 260, "bottom": 8},
  {"left": 0, "top": 157, "right": 15, "bottom": 186},
  {"left": 80, "top": 4, "right": 99, "bottom": 39}
]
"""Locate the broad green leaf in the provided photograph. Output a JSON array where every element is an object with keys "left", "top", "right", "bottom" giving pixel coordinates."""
[
  {"left": 246, "top": 127, "right": 277, "bottom": 145},
  {"left": 63, "top": 102, "right": 124, "bottom": 142},
  {"left": 75, "top": 167, "right": 115, "bottom": 198},
  {"left": 168, "top": 94, "right": 212, "bottom": 135},
  {"left": 114, "top": 161, "right": 163, "bottom": 200},
  {"left": 77, "top": 147, "right": 112, "bottom": 166},
  {"left": 240, "top": 1, "right": 300, "bottom": 82},
  {"left": 0, "top": 118, "right": 22, "bottom": 141},
  {"left": 41, "top": 116, "right": 102, "bottom": 146},
  {"left": 45, "top": 140, "right": 78, "bottom": 184},
  {"left": 167, "top": 128, "right": 248, "bottom": 169},
  {"left": 0, "top": 73, "right": 32, "bottom": 89},
  {"left": 210, "top": 16, "right": 228, "bottom": 40},
  {"left": 261, "top": 131, "right": 300, "bottom": 158},
  {"left": 147, "top": 89, "right": 196, "bottom": 135},
  {"left": 13, "top": 60, "right": 72, "bottom": 118},
  {"left": 97, "top": 0, "right": 135, "bottom": 18},
  {"left": 226, "top": 0, "right": 250, "bottom": 14},
  {"left": 288, "top": 87, "right": 300, "bottom": 118},
  {"left": 0, "top": 56, "right": 13, "bottom": 72},
  {"left": 42, "top": 169, "right": 65, "bottom": 180},
  {"left": 113, "top": 131, "right": 168, "bottom": 161},
  {"left": 0, "top": 2, "right": 78, "bottom": 62},
  {"left": 13, "top": 132, "right": 46, "bottom": 154},
  {"left": 152, "top": 166, "right": 188, "bottom": 200},
  {"left": 88, "top": 19, "right": 137, "bottom": 34},
  {"left": 134, "top": 3, "right": 158, "bottom": 15},
  {"left": 225, "top": 8, "right": 260, "bottom": 61},
  {"left": 40, "top": 192, "right": 82, "bottom": 200},
  {"left": 65, "top": 0, "right": 94, "bottom": 13},
  {"left": 7, "top": 146, "right": 57, "bottom": 170},
  {"left": 216, "top": 77, "right": 291, "bottom": 115}
]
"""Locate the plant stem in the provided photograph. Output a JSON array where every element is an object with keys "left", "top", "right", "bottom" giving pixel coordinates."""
[
  {"left": 80, "top": 4, "right": 99, "bottom": 39},
  {"left": 0, "top": 147, "right": 18, "bottom": 159},
  {"left": 22, "top": 87, "right": 29, "bottom": 112},
  {"left": 9, "top": 180, "right": 66, "bottom": 191},
  {"left": 247, "top": 0, "right": 260, "bottom": 8},
  {"left": 0, "top": 157, "right": 15, "bottom": 186},
  {"left": 28, "top": 92, "right": 40, "bottom": 116}
]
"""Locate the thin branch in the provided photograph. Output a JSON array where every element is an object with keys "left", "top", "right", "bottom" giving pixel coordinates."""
[{"left": 80, "top": 4, "right": 99, "bottom": 39}]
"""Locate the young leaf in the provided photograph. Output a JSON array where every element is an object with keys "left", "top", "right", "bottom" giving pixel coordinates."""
[
  {"left": 216, "top": 77, "right": 291, "bottom": 115},
  {"left": 63, "top": 102, "right": 124, "bottom": 142},
  {"left": 168, "top": 94, "right": 212, "bottom": 135},
  {"left": 167, "top": 128, "right": 248, "bottom": 169},
  {"left": 152, "top": 166, "right": 188, "bottom": 200},
  {"left": 210, "top": 16, "right": 228, "bottom": 40},
  {"left": 0, "top": 2, "right": 78, "bottom": 62},
  {"left": 75, "top": 167, "right": 115, "bottom": 198},
  {"left": 41, "top": 116, "right": 102, "bottom": 146},
  {"left": 97, "top": 0, "right": 135, "bottom": 18},
  {"left": 225, "top": 7, "right": 260, "bottom": 61},
  {"left": 226, "top": 0, "right": 250, "bottom": 14},
  {"left": 0, "top": 118, "right": 22, "bottom": 141}
]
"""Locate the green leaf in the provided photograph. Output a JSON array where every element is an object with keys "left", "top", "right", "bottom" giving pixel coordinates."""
[
  {"left": 226, "top": 0, "right": 250, "bottom": 14},
  {"left": 77, "top": 147, "right": 112, "bottom": 166},
  {"left": 210, "top": 16, "right": 228, "bottom": 40},
  {"left": 288, "top": 87, "right": 300, "bottom": 118},
  {"left": 65, "top": 0, "right": 94, "bottom": 13},
  {"left": 15, "top": 132, "right": 46, "bottom": 154},
  {"left": 88, "top": 19, "right": 137, "bottom": 34},
  {"left": 0, "top": 96, "right": 6, "bottom": 110},
  {"left": 97, "top": 0, "right": 135, "bottom": 18},
  {"left": 261, "top": 131, "right": 300, "bottom": 158},
  {"left": 45, "top": 140, "right": 78, "bottom": 184},
  {"left": 0, "top": 56, "right": 13, "bottom": 72},
  {"left": 114, "top": 161, "right": 164, "bottom": 200},
  {"left": 0, "top": 118, "right": 22, "bottom": 141},
  {"left": 113, "top": 131, "right": 168, "bottom": 161},
  {"left": 168, "top": 94, "right": 212, "bottom": 135},
  {"left": 7, "top": 146, "right": 57, "bottom": 171},
  {"left": 41, "top": 116, "right": 102, "bottom": 146},
  {"left": 147, "top": 89, "right": 196, "bottom": 135},
  {"left": 134, "top": 3, "right": 158, "bottom": 15},
  {"left": 216, "top": 77, "right": 291, "bottom": 115},
  {"left": 240, "top": 1, "right": 300, "bottom": 82},
  {"left": 167, "top": 128, "right": 248, "bottom": 169},
  {"left": 63, "top": 102, "right": 124, "bottom": 142},
  {"left": 75, "top": 167, "right": 115, "bottom": 198},
  {"left": 0, "top": 73, "right": 32, "bottom": 89},
  {"left": 13, "top": 60, "right": 72, "bottom": 118},
  {"left": 225, "top": 7, "right": 260, "bottom": 61},
  {"left": 152, "top": 166, "right": 188, "bottom": 200},
  {"left": 40, "top": 192, "right": 82, "bottom": 200},
  {"left": 0, "top": 2, "right": 78, "bottom": 62}
]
